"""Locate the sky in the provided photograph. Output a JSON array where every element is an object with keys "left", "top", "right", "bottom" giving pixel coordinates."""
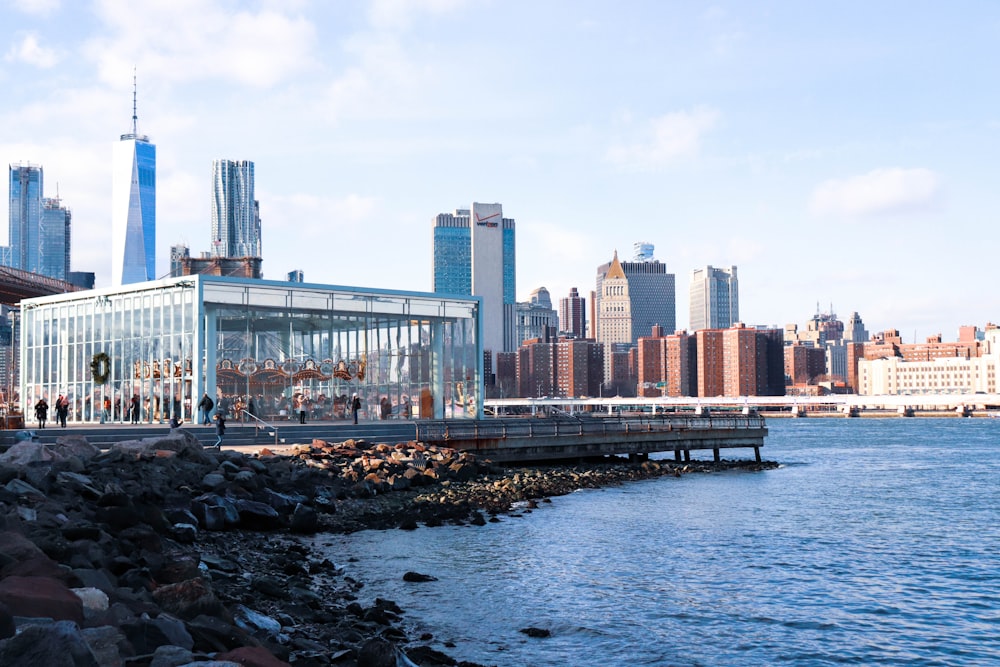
[{"left": 2, "top": 0, "right": 999, "bottom": 342}]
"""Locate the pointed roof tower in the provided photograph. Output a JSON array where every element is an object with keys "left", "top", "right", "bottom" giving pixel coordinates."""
[{"left": 606, "top": 250, "right": 626, "bottom": 280}]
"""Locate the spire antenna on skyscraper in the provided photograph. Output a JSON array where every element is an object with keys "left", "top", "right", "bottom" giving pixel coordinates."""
[{"left": 132, "top": 67, "right": 138, "bottom": 136}]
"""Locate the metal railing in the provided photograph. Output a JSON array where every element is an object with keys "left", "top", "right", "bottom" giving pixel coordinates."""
[
  {"left": 239, "top": 410, "right": 281, "bottom": 447},
  {"left": 415, "top": 414, "right": 766, "bottom": 442}
]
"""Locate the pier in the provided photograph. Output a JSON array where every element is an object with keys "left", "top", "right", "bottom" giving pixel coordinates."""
[
  {"left": 415, "top": 415, "right": 767, "bottom": 464},
  {"left": 1, "top": 414, "right": 768, "bottom": 464}
]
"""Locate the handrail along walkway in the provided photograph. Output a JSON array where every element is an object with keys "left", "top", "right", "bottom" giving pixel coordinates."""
[{"left": 239, "top": 410, "right": 281, "bottom": 447}]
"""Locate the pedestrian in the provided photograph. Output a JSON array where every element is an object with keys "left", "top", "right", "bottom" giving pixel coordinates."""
[
  {"left": 294, "top": 393, "right": 306, "bottom": 424},
  {"left": 101, "top": 397, "right": 111, "bottom": 424},
  {"left": 197, "top": 393, "right": 214, "bottom": 425},
  {"left": 351, "top": 392, "right": 361, "bottom": 424},
  {"left": 56, "top": 395, "right": 69, "bottom": 428},
  {"left": 247, "top": 396, "right": 256, "bottom": 420},
  {"left": 130, "top": 394, "right": 140, "bottom": 424},
  {"left": 214, "top": 413, "right": 226, "bottom": 447},
  {"left": 34, "top": 397, "right": 49, "bottom": 429},
  {"left": 402, "top": 396, "right": 411, "bottom": 420},
  {"left": 380, "top": 396, "right": 391, "bottom": 420}
]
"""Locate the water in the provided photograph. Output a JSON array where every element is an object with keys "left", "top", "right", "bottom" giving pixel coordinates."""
[{"left": 312, "top": 419, "right": 1000, "bottom": 666}]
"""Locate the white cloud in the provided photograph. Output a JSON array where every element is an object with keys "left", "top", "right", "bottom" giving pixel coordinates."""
[
  {"left": 5, "top": 33, "right": 59, "bottom": 68},
  {"left": 85, "top": 0, "right": 317, "bottom": 87},
  {"left": 607, "top": 106, "right": 721, "bottom": 169},
  {"left": 809, "top": 167, "right": 943, "bottom": 217},
  {"left": 9, "top": 0, "right": 59, "bottom": 16},
  {"left": 369, "top": 0, "right": 471, "bottom": 30},
  {"left": 258, "top": 192, "right": 381, "bottom": 282}
]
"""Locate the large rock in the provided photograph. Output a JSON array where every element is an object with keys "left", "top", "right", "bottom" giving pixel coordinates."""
[
  {"left": 289, "top": 503, "right": 318, "bottom": 534},
  {"left": 109, "top": 431, "right": 214, "bottom": 464},
  {"left": 0, "top": 575, "right": 84, "bottom": 623},
  {"left": 53, "top": 435, "right": 101, "bottom": 461},
  {"left": 0, "top": 620, "right": 99, "bottom": 666},
  {"left": 216, "top": 645, "right": 290, "bottom": 667},
  {"left": 151, "top": 577, "right": 225, "bottom": 620},
  {"left": 121, "top": 612, "right": 193, "bottom": 653},
  {"left": 0, "top": 442, "right": 59, "bottom": 466}
]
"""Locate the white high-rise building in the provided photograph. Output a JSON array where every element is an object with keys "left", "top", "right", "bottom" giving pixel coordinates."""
[
  {"left": 689, "top": 265, "right": 738, "bottom": 331},
  {"left": 111, "top": 77, "right": 156, "bottom": 285},
  {"left": 432, "top": 202, "right": 516, "bottom": 373},
  {"left": 211, "top": 159, "right": 261, "bottom": 258}
]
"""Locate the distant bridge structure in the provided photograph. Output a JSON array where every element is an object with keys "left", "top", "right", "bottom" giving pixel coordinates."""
[
  {"left": 0, "top": 266, "right": 82, "bottom": 305},
  {"left": 485, "top": 393, "right": 1000, "bottom": 417}
]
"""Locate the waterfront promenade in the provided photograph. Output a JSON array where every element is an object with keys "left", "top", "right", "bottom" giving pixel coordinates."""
[
  {"left": 486, "top": 392, "right": 1000, "bottom": 418},
  {"left": 1, "top": 413, "right": 768, "bottom": 463}
]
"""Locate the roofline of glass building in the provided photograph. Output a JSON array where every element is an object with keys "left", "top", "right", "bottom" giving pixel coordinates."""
[{"left": 19, "top": 275, "right": 483, "bottom": 424}]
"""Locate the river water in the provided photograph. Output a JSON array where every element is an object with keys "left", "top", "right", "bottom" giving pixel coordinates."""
[{"left": 312, "top": 418, "right": 1000, "bottom": 666}]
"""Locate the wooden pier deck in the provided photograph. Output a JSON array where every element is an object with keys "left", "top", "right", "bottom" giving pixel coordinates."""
[
  {"left": 1, "top": 415, "right": 767, "bottom": 464},
  {"left": 414, "top": 415, "right": 768, "bottom": 463}
]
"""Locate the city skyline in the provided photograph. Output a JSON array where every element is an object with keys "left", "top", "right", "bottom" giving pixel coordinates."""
[{"left": 2, "top": 2, "right": 999, "bottom": 338}]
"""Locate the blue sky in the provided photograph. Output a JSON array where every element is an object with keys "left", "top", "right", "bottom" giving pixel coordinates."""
[{"left": 2, "top": 0, "right": 998, "bottom": 341}]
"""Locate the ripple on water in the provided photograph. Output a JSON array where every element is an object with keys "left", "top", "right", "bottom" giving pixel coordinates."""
[{"left": 317, "top": 420, "right": 1000, "bottom": 667}]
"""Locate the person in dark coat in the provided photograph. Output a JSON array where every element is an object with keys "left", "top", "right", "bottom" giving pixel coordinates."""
[
  {"left": 351, "top": 393, "right": 361, "bottom": 424},
  {"left": 198, "top": 393, "right": 214, "bottom": 425},
  {"left": 55, "top": 395, "right": 69, "bottom": 428},
  {"left": 34, "top": 397, "right": 49, "bottom": 428},
  {"left": 214, "top": 413, "right": 226, "bottom": 447},
  {"left": 130, "top": 394, "right": 140, "bottom": 424}
]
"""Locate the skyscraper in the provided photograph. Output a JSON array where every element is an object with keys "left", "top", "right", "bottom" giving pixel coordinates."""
[
  {"left": 8, "top": 164, "right": 71, "bottom": 280},
  {"left": 432, "top": 203, "right": 516, "bottom": 368},
  {"left": 111, "top": 76, "right": 156, "bottom": 285},
  {"left": 559, "top": 287, "right": 586, "bottom": 338},
  {"left": 9, "top": 164, "right": 42, "bottom": 272},
  {"left": 596, "top": 251, "right": 632, "bottom": 381},
  {"left": 689, "top": 265, "right": 739, "bottom": 331},
  {"left": 211, "top": 159, "right": 261, "bottom": 258},
  {"left": 40, "top": 197, "right": 71, "bottom": 281},
  {"left": 595, "top": 244, "right": 676, "bottom": 343}
]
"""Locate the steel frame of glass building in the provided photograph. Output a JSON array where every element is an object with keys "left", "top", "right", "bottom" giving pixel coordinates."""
[{"left": 19, "top": 275, "right": 482, "bottom": 424}]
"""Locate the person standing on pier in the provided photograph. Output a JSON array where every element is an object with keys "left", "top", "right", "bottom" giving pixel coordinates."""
[
  {"left": 198, "top": 393, "right": 214, "bottom": 425},
  {"left": 351, "top": 393, "right": 361, "bottom": 424},
  {"left": 214, "top": 413, "right": 226, "bottom": 447},
  {"left": 56, "top": 395, "right": 69, "bottom": 428},
  {"left": 34, "top": 397, "right": 49, "bottom": 429}
]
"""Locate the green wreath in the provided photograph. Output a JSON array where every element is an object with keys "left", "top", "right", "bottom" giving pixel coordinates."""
[{"left": 91, "top": 352, "right": 111, "bottom": 385}]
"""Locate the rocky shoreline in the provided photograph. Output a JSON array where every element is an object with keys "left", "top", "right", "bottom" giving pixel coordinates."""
[{"left": 0, "top": 429, "right": 777, "bottom": 666}]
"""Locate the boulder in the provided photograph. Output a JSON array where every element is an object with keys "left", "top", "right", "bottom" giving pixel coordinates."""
[
  {"left": 289, "top": 504, "right": 318, "bottom": 534},
  {"left": 0, "top": 442, "right": 58, "bottom": 466},
  {"left": 214, "top": 646, "right": 290, "bottom": 667},
  {"left": 152, "top": 578, "right": 226, "bottom": 621},
  {"left": 0, "top": 575, "right": 84, "bottom": 623},
  {"left": 0, "top": 620, "right": 99, "bottom": 667}
]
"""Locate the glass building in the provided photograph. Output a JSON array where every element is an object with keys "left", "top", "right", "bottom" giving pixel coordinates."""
[
  {"left": 6, "top": 165, "right": 72, "bottom": 281},
  {"left": 432, "top": 204, "right": 516, "bottom": 358},
  {"left": 689, "top": 265, "right": 739, "bottom": 331},
  {"left": 112, "top": 82, "right": 156, "bottom": 286},
  {"left": 211, "top": 159, "right": 261, "bottom": 258},
  {"left": 19, "top": 275, "right": 482, "bottom": 424}
]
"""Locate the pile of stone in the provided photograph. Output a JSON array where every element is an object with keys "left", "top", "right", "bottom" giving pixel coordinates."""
[
  {"left": 0, "top": 431, "right": 492, "bottom": 667},
  {"left": 0, "top": 429, "right": 775, "bottom": 666}
]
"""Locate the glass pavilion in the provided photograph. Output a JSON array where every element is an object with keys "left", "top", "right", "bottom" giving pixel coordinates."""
[{"left": 19, "top": 275, "right": 482, "bottom": 424}]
